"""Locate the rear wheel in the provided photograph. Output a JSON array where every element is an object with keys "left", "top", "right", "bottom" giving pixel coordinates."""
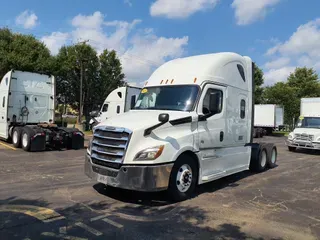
[
  {"left": 288, "top": 146, "right": 296, "bottom": 152},
  {"left": 167, "top": 154, "right": 198, "bottom": 202},
  {"left": 12, "top": 127, "right": 22, "bottom": 148},
  {"left": 267, "top": 146, "right": 277, "bottom": 168},
  {"left": 21, "top": 127, "right": 35, "bottom": 151},
  {"left": 250, "top": 147, "right": 268, "bottom": 173}
]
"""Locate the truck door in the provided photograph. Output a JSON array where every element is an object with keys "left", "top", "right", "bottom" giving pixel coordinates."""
[
  {"left": 197, "top": 84, "right": 227, "bottom": 178},
  {"left": 0, "top": 93, "right": 8, "bottom": 139}
]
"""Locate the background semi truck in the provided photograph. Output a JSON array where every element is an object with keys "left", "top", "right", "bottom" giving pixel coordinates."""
[
  {"left": 254, "top": 104, "right": 284, "bottom": 138},
  {"left": 0, "top": 70, "right": 84, "bottom": 151},
  {"left": 85, "top": 52, "right": 278, "bottom": 201},
  {"left": 286, "top": 97, "right": 320, "bottom": 151},
  {"left": 89, "top": 86, "right": 141, "bottom": 129}
]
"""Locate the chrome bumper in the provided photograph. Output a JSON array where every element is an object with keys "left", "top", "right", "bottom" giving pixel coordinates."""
[
  {"left": 84, "top": 154, "right": 174, "bottom": 192},
  {"left": 285, "top": 139, "right": 320, "bottom": 150}
]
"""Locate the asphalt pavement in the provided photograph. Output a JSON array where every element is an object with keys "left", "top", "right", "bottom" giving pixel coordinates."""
[{"left": 0, "top": 136, "right": 319, "bottom": 240}]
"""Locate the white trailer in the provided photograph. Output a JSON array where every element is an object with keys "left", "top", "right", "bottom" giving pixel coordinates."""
[
  {"left": 89, "top": 86, "right": 141, "bottom": 128},
  {"left": 286, "top": 98, "right": 320, "bottom": 151},
  {"left": 254, "top": 104, "right": 284, "bottom": 137},
  {"left": 0, "top": 70, "right": 84, "bottom": 151},
  {"left": 85, "top": 52, "right": 278, "bottom": 201}
]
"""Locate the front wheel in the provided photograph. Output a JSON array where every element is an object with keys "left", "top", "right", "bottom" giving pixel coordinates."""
[{"left": 167, "top": 154, "right": 198, "bottom": 202}]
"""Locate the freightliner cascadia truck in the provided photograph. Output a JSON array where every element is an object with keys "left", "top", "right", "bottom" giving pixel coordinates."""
[
  {"left": 85, "top": 52, "right": 278, "bottom": 201},
  {"left": 0, "top": 70, "right": 84, "bottom": 151}
]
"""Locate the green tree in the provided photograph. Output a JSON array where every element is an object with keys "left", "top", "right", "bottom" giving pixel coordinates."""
[
  {"left": 287, "top": 67, "right": 320, "bottom": 98},
  {"left": 253, "top": 64, "right": 264, "bottom": 104},
  {"left": 0, "top": 28, "right": 53, "bottom": 79},
  {"left": 263, "top": 67, "right": 320, "bottom": 128},
  {"left": 54, "top": 44, "right": 126, "bottom": 124},
  {"left": 99, "top": 49, "right": 126, "bottom": 95}
]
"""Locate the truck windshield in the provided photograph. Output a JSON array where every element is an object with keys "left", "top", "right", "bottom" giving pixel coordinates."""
[
  {"left": 297, "top": 117, "right": 320, "bottom": 128},
  {"left": 134, "top": 85, "right": 199, "bottom": 111}
]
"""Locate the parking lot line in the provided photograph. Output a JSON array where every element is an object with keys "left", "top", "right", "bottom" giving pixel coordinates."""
[
  {"left": 90, "top": 214, "right": 110, "bottom": 222},
  {"left": 102, "top": 218, "right": 124, "bottom": 229},
  {"left": 0, "top": 205, "right": 63, "bottom": 222},
  {"left": 74, "top": 222, "right": 103, "bottom": 236},
  {"left": 0, "top": 142, "right": 17, "bottom": 150}
]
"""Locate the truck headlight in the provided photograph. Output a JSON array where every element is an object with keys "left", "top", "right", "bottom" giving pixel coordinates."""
[
  {"left": 134, "top": 145, "right": 164, "bottom": 161},
  {"left": 288, "top": 133, "right": 294, "bottom": 140},
  {"left": 87, "top": 139, "right": 92, "bottom": 155}
]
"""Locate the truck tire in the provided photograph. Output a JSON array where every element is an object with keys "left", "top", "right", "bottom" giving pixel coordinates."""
[
  {"left": 267, "top": 146, "right": 277, "bottom": 168},
  {"left": 288, "top": 146, "right": 296, "bottom": 152},
  {"left": 167, "top": 154, "right": 198, "bottom": 202},
  {"left": 250, "top": 146, "right": 267, "bottom": 173},
  {"left": 12, "top": 127, "right": 22, "bottom": 148},
  {"left": 21, "top": 127, "right": 35, "bottom": 152}
]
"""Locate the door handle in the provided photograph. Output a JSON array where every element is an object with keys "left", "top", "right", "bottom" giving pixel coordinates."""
[{"left": 220, "top": 131, "right": 224, "bottom": 142}]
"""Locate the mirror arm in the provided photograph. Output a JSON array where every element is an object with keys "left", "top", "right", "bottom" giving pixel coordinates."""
[
  {"left": 144, "top": 122, "right": 167, "bottom": 136},
  {"left": 198, "top": 112, "right": 215, "bottom": 121}
]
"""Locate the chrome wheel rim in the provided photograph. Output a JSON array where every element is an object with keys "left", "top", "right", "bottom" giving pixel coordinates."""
[
  {"left": 22, "top": 133, "right": 28, "bottom": 147},
  {"left": 13, "top": 131, "right": 18, "bottom": 144},
  {"left": 271, "top": 149, "right": 277, "bottom": 164},
  {"left": 176, "top": 164, "right": 192, "bottom": 193},
  {"left": 261, "top": 150, "right": 267, "bottom": 167}
]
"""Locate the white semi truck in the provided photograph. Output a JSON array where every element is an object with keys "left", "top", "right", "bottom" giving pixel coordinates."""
[
  {"left": 286, "top": 97, "right": 320, "bottom": 151},
  {"left": 89, "top": 86, "right": 141, "bottom": 129},
  {"left": 254, "top": 104, "right": 284, "bottom": 138},
  {"left": 85, "top": 52, "right": 278, "bottom": 201},
  {"left": 0, "top": 70, "right": 84, "bottom": 151}
]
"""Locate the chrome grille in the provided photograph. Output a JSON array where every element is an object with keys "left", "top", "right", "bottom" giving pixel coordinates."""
[
  {"left": 91, "top": 126, "right": 131, "bottom": 169},
  {"left": 294, "top": 133, "right": 314, "bottom": 141}
]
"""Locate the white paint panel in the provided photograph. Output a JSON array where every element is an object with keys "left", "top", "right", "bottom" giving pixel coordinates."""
[
  {"left": 254, "top": 104, "right": 276, "bottom": 127},
  {"left": 7, "top": 71, "right": 55, "bottom": 124},
  {"left": 301, "top": 98, "right": 320, "bottom": 117}
]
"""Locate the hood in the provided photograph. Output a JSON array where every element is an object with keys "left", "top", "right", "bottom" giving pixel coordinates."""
[
  {"left": 96, "top": 110, "right": 194, "bottom": 131},
  {"left": 293, "top": 128, "right": 320, "bottom": 135}
]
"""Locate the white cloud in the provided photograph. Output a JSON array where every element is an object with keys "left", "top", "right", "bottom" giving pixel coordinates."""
[
  {"left": 41, "top": 32, "right": 70, "bottom": 55},
  {"left": 267, "top": 18, "right": 320, "bottom": 58},
  {"left": 42, "top": 11, "right": 189, "bottom": 84},
  {"left": 150, "top": 0, "right": 219, "bottom": 19},
  {"left": 124, "top": 0, "right": 133, "bottom": 7},
  {"left": 121, "top": 33, "right": 188, "bottom": 79},
  {"left": 264, "top": 57, "right": 290, "bottom": 69},
  {"left": 15, "top": 10, "right": 38, "bottom": 29},
  {"left": 72, "top": 11, "right": 104, "bottom": 29},
  {"left": 264, "top": 66, "right": 296, "bottom": 85},
  {"left": 263, "top": 18, "right": 320, "bottom": 85},
  {"left": 231, "top": 0, "right": 281, "bottom": 25}
]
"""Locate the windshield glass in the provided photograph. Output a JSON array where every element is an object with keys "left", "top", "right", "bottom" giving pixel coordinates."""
[
  {"left": 134, "top": 85, "right": 199, "bottom": 111},
  {"left": 297, "top": 117, "right": 320, "bottom": 128}
]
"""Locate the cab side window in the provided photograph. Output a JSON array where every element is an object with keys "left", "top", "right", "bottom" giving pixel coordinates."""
[{"left": 202, "top": 89, "right": 223, "bottom": 115}]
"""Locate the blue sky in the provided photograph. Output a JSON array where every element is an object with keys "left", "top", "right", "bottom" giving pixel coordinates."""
[{"left": 1, "top": 0, "right": 320, "bottom": 86}]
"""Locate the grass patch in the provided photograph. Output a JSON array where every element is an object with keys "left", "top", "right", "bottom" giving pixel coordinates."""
[{"left": 273, "top": 131, "right": 290, "bottom": 137}]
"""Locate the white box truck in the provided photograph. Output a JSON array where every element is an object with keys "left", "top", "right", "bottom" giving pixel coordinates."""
[
  {"left": 254, "top": 104, "right": 284, "bottom": 137},
  {"left": 89, "top": 86, "right": 141, "bottom": 129},
  {"left": 0, "top": 70, "right": 84, "bottom": 151},
  {"left": 286, "top": 97, "right": 320, "bottom": 151},
  {"left": 85, "top": 52, "right": 278, "bottom": 201}
]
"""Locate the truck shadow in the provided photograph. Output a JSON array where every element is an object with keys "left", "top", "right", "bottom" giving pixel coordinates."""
[
  {"left": 0, "top": 197, "right": 280, "bottom": 240},
  {"left": 290, "top": 149, "right": 320, "bottom": 156},
  {"left": 92, "top": 170, "right": 265, "bottom": 206}
]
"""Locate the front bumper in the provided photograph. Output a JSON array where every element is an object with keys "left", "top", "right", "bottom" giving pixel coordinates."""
[
  {"left": 285, "top": 139, "right": 320, "bottom": 150},
  {"left": 84, "top": 154, "right": 174, "bottom": 192}
]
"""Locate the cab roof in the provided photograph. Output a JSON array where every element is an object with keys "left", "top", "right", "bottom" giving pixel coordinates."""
[{"left": 144, "top": 52, "right": 253, "bottom": 91}]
